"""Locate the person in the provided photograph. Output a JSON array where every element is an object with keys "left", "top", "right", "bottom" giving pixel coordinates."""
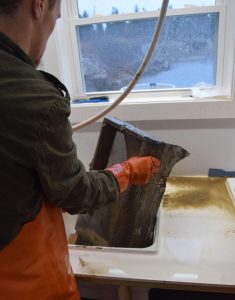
[{"left": 0, "top": 0, "right": 160, "bottom": 299}]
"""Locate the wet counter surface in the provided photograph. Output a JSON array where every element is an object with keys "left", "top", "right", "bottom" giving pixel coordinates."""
[{"left": 69, "top": 177, "right": 235, "bottom": 293}]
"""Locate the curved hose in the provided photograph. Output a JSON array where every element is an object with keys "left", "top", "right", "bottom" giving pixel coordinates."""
[{"left": 72, "top": 0, "right": 169, "bottom": 131}]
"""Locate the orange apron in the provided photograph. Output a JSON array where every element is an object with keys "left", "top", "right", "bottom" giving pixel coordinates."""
[{"left": 0, "top": 200, "right": 80, "bottom": 300}]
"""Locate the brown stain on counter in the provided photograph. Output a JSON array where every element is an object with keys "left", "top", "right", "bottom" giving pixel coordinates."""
[{"left": 163, "top": 177, "right": 235, "bottom": 216}]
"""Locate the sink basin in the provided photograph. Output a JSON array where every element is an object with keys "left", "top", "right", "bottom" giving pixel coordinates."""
[{"left": 69, "top": 117, "right": 189, "bottom": 252}]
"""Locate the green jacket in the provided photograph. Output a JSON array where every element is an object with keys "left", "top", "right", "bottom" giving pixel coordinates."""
[{"left": 0, "top": 32, "right": 119, "bottom": 250}]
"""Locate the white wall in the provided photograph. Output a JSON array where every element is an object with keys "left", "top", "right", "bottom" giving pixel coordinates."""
[{"left": 72, "top": 119, "right": 235, "bottom": 176}]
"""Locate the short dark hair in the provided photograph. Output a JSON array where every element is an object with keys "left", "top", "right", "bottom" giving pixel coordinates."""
[
  {"left": 48, "top": 0, "right": 57, "bottom": 9},
  {"left": 0, "top": 0, "right": 22, "bottom": 15},
  {"left": 0, "top": 0, "right": 57, "bottom": 15}
]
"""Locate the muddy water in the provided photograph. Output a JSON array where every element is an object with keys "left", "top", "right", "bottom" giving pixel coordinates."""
[{"left": 163, "top": 177, "right": 235, "bottom": 217}]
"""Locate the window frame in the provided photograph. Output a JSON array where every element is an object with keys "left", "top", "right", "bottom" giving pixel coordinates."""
[
  {"left": 68, "top": 1, "right": 227, "bottom": 95},
  {"left": 53, "top": 0, "right": 235, "bottom": 124}
]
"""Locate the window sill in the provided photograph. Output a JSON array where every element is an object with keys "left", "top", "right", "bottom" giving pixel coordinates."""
[{"left": 69, "top": 97, "right": 235, "bottom": 124}]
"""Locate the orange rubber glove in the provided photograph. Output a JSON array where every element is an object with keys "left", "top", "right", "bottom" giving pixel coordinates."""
[{"left": 106, "top": 156, "right": 160, "bottom": 193}]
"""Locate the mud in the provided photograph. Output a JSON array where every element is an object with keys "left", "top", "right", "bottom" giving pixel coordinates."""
[{"left": 163, "top": 177, "right": 235, "bottom": 217}]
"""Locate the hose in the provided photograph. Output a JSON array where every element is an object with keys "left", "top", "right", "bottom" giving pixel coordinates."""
[{"left": 72, "top": 0, "right": 169, "bottom": 131}]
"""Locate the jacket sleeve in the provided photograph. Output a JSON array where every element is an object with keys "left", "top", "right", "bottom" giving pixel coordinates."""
[{"left": 35, "top": 95, "right": 120, "bottom": 215}]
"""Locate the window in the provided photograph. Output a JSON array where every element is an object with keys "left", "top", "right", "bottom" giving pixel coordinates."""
[
  {"left": 60, "top": 0, "right": 231, "bottom": 100},
  {"left": 51, "top": 0, "right": 235, "bottom": 127},
  {"left": 48, "top": 1, "right": 235, "bottom": 124},
  {"left": 77, "top": 0, "right": 216, "bottom": 17},
  {"left": 77, "top": 13, "right": 218, "bottom": 93}
]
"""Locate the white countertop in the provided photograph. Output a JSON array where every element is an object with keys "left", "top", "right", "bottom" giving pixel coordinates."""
[{"left": 69, "top": 177, "right": 235, "bottom": 292}]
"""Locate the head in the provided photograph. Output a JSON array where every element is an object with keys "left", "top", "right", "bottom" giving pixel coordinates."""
[
  {"left": 30, "top": 0, "right": 61, "bottom": 65},
  {"left": 0, "top": 0, "right": 61, "bottom": 65}
]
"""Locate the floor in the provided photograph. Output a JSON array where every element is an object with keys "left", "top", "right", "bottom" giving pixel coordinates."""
[
  {"left": 80, "top": 288, "right": 235, "bottom": 300},
  {"left": 149, "top": 289, "right": 235, "bottom": 300}
]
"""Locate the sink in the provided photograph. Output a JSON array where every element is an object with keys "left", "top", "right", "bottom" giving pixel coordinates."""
[{"left": 68, "top": 117, "right": 189, "bottom": 252}]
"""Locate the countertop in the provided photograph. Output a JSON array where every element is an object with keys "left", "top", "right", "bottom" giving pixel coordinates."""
[{"left": 69, "top": 177, "right": 235, "bottom": 293}]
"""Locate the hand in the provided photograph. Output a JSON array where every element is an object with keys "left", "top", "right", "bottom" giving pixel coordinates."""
[{"left": 106, "top": 156, "right": 160, "bottom": 193}]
